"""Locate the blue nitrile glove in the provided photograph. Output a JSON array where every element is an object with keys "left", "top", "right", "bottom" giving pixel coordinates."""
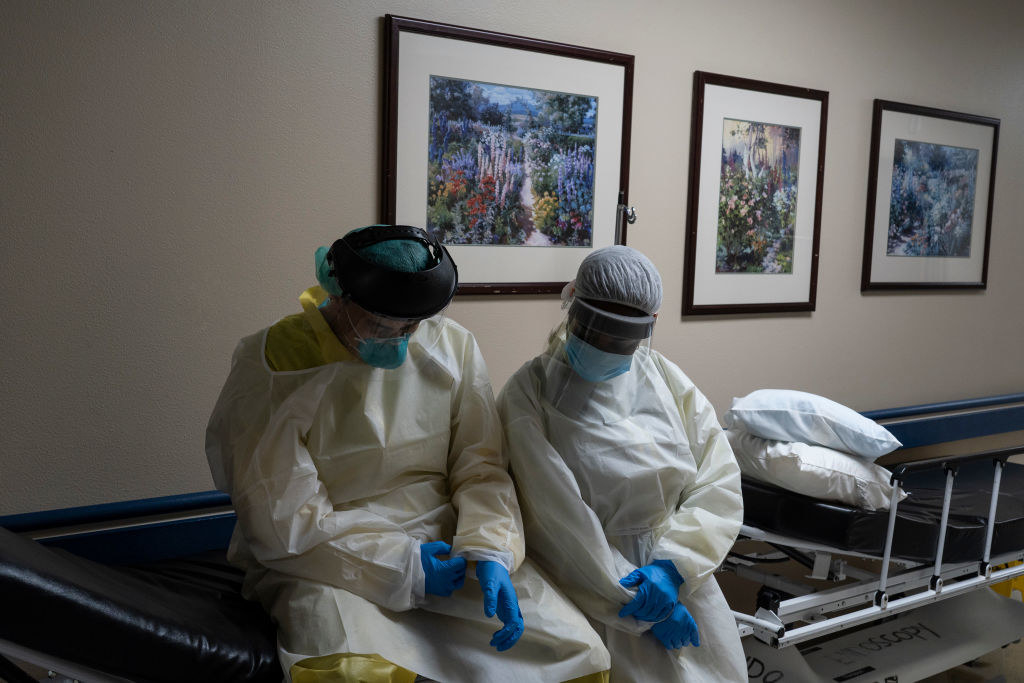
[
  {"left": 650, "top": 602, "right": 700, "bottom": 650},
  {"left": 618, "top": 559, "right": 684, "bottom": 622},
  {"left": 476, "top": 561, "right": 525, "bottom": 651},
  {"left": 420, "top": 541, "right": 467, "bottom": 597}
]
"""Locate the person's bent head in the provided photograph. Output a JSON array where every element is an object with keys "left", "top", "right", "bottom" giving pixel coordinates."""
[
  {"left": 315, "top": 225, "right": 458, "bottom": 368},
  {"left": 564, "top": 245, "right": 662, "bottom": 382}
]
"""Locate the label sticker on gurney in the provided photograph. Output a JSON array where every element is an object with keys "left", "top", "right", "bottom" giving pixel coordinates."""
[{"left": 742, "top": 588, "right": 1024, "bottom": 682}]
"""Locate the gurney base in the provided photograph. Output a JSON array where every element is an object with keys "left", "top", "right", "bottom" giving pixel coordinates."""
[
  {"left": 0, "top": 637, "right": 136, "bottom": 683},
  {"left": 744, "top": 588, "right": 1024, "bottom": 683}
]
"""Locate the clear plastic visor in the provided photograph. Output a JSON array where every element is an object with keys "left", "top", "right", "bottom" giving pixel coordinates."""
[
  {"left": 567, "top": 298, "right": 654, "bottom": 356},
  {"left": 343, "top": 300, "right": 422, "bottom": 341},
  {"left": 537, "top": 320, "right": 650, "bottom": 421},
  {"left": 322, "top": 295, "right": 447, "bottom": 356}
]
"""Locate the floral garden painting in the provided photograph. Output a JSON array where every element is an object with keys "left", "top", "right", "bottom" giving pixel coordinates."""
[
  {"left": 427, "top": 75, "right": 597, "bottom": 247},
  {"left": 716, "top": 119, "right": 801, "bottom": 273},
  {"left": 887, "top": 139, "right": 978, "bottom": 257}
]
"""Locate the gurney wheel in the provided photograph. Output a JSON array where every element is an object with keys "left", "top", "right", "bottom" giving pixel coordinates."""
[{"left": 756, "top": 586, "right": 790, "bottom": 613}]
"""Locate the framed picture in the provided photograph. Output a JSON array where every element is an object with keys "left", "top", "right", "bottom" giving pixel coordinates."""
[
  {"left": 382, "top": 15, "right": 634, "bottom": 295},
  {"left": 683, "top": 71, "right": 827, "bottom": 315},
  {"left": 861, "top": 100, "right": 999, "bottom": 290}
]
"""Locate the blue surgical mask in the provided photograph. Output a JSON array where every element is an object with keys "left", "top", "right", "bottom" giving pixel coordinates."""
[
  {"left": 357, "top": 335, "right": 410, "bottom": 369},
  {"left": 565, "top": 333, "right": 633, "bottom": 382}
]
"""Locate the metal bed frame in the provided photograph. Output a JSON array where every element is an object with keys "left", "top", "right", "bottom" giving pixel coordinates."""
[{"left": 729, "top": 446, "right": 1024, "bottom": 652}]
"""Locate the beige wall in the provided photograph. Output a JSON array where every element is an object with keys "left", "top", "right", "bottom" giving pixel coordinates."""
[{"left": 2, "top": 1, "right": 1022, "bottom": 515}]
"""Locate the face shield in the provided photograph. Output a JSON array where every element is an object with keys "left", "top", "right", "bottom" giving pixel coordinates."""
[
  {"left": 564, "top": 298, "right": 654, "bottom": 383},
  {"left": 326, "top": 226, "right": 458, "bottom": 320},
  {"left": 322, "top": 226, "right": 459, "bottom": 369},
  {"left": 333, "top": 299, "right": 419, "bottom": 369},
  {"left": 319, "top": 294, "right": 456, "bottom": 370}
]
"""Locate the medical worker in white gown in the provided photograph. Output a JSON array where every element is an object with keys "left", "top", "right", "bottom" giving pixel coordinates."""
[
  {"left": 497, "top": 246, "right": 746, "bottom": 682},
  {"left": 206, "top": 225, "right": 610, "bottom": 683}
]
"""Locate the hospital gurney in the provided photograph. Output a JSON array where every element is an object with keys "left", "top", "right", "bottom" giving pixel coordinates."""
[{"left": 727, "top": 445, "right": 1024, "bottom": 682}]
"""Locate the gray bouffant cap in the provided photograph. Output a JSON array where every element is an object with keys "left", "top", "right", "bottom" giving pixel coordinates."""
[{"left": 573, "top": 245, "right": 663, "bottom": 315}]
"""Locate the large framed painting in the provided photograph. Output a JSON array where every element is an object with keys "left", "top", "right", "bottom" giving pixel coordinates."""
[
  {"left": 382, "top": 15, "right": 634, "bottom": 294},
  {"left": 683, "top": 71, "right": 828, "bottom": 316},
  {"left": 861, "top": 100, "right": 999, "bottom": 290}
]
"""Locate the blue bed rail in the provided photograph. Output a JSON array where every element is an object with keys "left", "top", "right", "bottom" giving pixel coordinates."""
[
  {"left": 0, "top": 490, "right": 231, "bottom": 533},
  {"left": 0, "top": 491, "right": 234, "bottom": 564},
  {"left": 862, "top": 391, "right": 1024, "bottom": 449}
]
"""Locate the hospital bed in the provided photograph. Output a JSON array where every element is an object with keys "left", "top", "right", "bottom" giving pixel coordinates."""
[
  {"left": 0, "top": 494, "right": 279, "bottom": 683},
  {"left": 727, "top": 393, "right": 1024, "bottom": 682}
]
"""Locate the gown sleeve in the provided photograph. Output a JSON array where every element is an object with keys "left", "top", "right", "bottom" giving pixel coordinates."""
[
  {"left": 205, "top": 333, "right": 426, "bottom": 612},
  {"left": 649, "top": 353, "right": 744, "bottom": 598},
  {"left": 444, "top": 326, "right": 525, "bottom": 572},
  {"left": 498, "top": 363, "right": 649, "bottom": 634}
]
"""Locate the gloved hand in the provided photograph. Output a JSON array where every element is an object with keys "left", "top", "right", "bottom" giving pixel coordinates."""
[
  {"left": 650, "top": 602, "right": 700, "bottom": 650},
  {"left": 420, "top": 541, "right": 467, "bottom": 597},
  {"left": 618, "top": 559, "right": 684, "bottom": 622},
  {"left": 476, "top": 561, "right": 525, "bottom": 651}
]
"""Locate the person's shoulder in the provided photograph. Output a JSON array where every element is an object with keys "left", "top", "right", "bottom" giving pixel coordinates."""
[
  {"left": 647, "top": 347, "right": 673, "bottom": 366},
  {"left": 267, "top": 312, "right": 309, "bottom": 334},
  {"left": 429, "top": 314, "right": 472, "bottom": 338},
  {"left": 265, "top": 313, "right": 323, "bottom": 371},
  {"left": 231, "top": 326, "right": 271, "bottom": 356},
  {"left": 505, "top": 355, "right": 546, "bottom": 394},
  {"left": 517, "top": 352, "right": 550, "bottom": 379},
  {"left": 646, "top": 348, "right": 694, "bottom": 384},
  {"left": 422, "top": 315, "right": 481, "bottom": 355}
]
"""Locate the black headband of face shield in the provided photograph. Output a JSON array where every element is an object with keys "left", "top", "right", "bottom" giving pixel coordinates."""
[
  {"left": 326, "top": 225, "right": 458, "bottom": 319},
  {"left": 569, "top": 298, "right": 655, "bottom": 341}
]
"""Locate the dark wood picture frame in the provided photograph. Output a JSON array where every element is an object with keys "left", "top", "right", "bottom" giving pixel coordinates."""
[
  {"left": 861, "top": 100, "right": 999, "bottom": 291},
  {"left": 382, "top": 15, "right": 635, "bottom": 295},
  {"left": 683, "top": 71, "right": 827, "bottom": 316}
]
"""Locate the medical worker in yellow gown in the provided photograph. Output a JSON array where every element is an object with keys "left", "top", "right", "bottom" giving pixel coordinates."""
[
  {"left": 497, "top": 246, "right": 747, "bottom": 682},
  {"left": 206, "top": 225, "right": 610, "bottom": 683}
]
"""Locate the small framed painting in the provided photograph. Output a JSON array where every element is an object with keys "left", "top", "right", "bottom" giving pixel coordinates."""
[
  {"left": 683, "top": 71, "right": 828, "bottom": 316},
  {"left": 861, "top": 100, "right": 999, "bottom": 290},
  {"left": 382, "top": 15, "right": 635, "bottom": 294}
]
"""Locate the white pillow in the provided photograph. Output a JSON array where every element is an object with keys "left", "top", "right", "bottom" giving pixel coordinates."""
[
  {"left": 722, "top": 389, "right": 902, "bottom": 459},
  {"left": 727, "top": 430, "right": 906, "bottom": 511}
]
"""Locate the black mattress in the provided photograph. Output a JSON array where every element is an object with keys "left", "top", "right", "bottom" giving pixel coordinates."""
[
  {"left": 0, "top": 526, "right": 279, "bottom": 683},
  {"left": 741, "top": 460, "right": 1024, "bottom": 563}
]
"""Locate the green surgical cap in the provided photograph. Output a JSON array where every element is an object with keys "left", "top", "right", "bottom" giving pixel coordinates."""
[
  {"left": 348, "top": 225, "right": 430, "bottom": 273},
  {"left": 315, "top": 226, "right": 434, "bottom": 300}
]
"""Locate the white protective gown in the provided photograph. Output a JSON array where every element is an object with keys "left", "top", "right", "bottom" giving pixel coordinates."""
[
  {"left": 206, "top": 301, "right": 609, "bottom": 682},
  {"left": 497, "top": 328, "right": 747, "bottom": 682}
]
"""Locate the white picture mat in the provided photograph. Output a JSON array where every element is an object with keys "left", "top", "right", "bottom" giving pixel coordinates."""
[
  {"left": 693, "top": 84, "right": 822, "bottom": 306},
  {"left": 869, "top": 110, "right": 994, "bottom": 284},
  {"left": 394, "top": 32, "right": 625, "bottom": 285}
]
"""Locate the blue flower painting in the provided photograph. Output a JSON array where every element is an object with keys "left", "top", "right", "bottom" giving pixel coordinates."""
[
  {"left": 716, "top": 119, "right": 801, "bottom": 274},
  {"left": 427, "top": 75, "right": 597, "bottom": 247},
  {"left": 887, "top": 139, "right": 978, "bottom": 257}
]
